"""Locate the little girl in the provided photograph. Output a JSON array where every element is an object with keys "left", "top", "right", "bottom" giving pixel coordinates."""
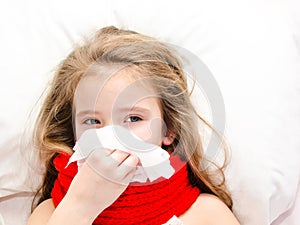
[{"left": 27, "top": 26, "right": 240, "bottom": 225}]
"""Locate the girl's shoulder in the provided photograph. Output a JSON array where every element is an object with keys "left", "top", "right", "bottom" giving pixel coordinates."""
[
  {"left": 27, "top": 198, "right": 55, "bottom": 225},
  {"left": 179, "top": 194, "right": 240, "bottom": 225}
]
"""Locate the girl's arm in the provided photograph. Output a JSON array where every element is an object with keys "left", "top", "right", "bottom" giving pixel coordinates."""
[
  {"left": 27, "top": 198, "right": 93, "bottom": 225},
  {"left": 27, "top": 149, "right": 139, "bottom": 225}
]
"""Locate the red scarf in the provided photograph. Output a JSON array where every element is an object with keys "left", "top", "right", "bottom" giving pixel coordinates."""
[{"left": 51, "top": 153, "right": 200, "bottom": 225}]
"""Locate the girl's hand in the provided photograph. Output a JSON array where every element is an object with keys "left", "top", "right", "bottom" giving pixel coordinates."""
[{"left": 59, "top": 149, "right": 139, "bottom": 223}]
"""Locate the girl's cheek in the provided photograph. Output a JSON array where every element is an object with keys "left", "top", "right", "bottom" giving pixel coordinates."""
[
  {"left": 74, "top": 123, "right": 87, "bottom": 141},
  {"left": 128, "top": 120, "right": 164, "bottom": 146}
]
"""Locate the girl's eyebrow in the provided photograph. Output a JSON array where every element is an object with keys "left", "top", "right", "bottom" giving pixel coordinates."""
[
  {"left": 75, "top": 107, "right": 150, "bottom": 117},
  {"left": 76, "top": 110, "right": 102, "bottom": 117},
  {"left": 117, "top": 106, "right": 151, "bottom": 113}
]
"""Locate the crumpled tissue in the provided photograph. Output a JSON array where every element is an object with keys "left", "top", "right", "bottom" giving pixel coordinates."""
[{"left": 68, "top": 125, "right": 175, "bottom": 182}]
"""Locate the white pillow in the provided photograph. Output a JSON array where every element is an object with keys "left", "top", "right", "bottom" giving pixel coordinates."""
[
  {"left": 0, "top": 1, "right": 299, "bottom": 225},
  {"left": 110, "top": 1, "right": 300, "bottom": 224}
]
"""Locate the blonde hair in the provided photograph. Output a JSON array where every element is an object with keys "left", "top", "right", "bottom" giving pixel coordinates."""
[{"left": 33, "top": 26, "right": 232, "bottom": 209}]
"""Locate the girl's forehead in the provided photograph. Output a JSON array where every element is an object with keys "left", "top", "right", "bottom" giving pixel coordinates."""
[
  {"left": 78, "top": 64, "right": 145, "bottom": 93},
  {"left": 74, "top": 67, "right": 159, "bottom": 105},
  {"left": 77, "top": 66, "right": 143, "bottom": 90}
]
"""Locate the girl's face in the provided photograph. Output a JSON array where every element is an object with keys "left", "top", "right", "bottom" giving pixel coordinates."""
[{"left": 74, "top": 67, "right": 174, "bottom": 147}]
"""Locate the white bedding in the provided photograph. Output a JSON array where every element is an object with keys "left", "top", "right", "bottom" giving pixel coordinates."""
[{"left": 0, "top": 1, "right": 300, "bottom": 225}]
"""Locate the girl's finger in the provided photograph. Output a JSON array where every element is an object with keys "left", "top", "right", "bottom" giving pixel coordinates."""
[
  {"left": 109, "top": 149, "right": 131, "bottom": 165},
  {"left": 121, "top": 154, "right": 139, "bottom": 167},
  {"left": 117, "top": 154, "right": 139, "bottom": 180}
]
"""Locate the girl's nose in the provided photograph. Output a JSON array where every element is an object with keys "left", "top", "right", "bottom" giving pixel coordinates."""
[{"left": 101, "top": 120, "right": 114, "bottom": 127}]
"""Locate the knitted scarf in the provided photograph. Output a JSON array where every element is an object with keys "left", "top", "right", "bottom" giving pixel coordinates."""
[{"left": 51, "top": 153, "right": 200, "bottom": 225}]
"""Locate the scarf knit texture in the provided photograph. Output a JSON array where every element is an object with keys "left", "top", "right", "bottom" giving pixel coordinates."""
[{"left": 51, "top": 152, "right": 200, "bottom": 225}]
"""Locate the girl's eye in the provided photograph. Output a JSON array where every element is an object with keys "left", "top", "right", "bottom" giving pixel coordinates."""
[
  {"left": 125, "top": 116, "right": 142, "bottom": 123},
  {"left": 84, "top": 119, "right": 100, "bottom": 125}
]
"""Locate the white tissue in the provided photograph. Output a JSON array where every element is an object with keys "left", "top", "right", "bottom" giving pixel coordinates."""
[
  {"left": 69, "top": 125, "right": 175, "bottom": 182},
  {"left": 163, "top": 216, "right": 184, "bottom": 225}
]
